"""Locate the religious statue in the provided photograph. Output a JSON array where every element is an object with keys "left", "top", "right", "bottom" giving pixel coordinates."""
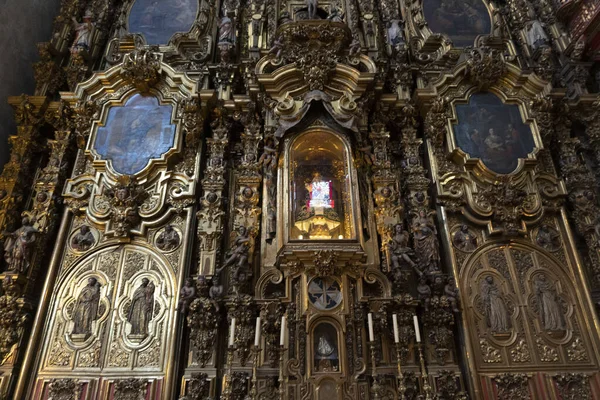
[
  {"left": 268, "top": 37, "right": 284, "bottom": 60},
  {"left": 218, "top": 16, "right": 235, "bottom": 44},
  {"left": 534, "top": 275, "right": 565, "bottom": 331},
  {"left": 317, "top": 335, "right": 335, "bottom": 356},
  {"left": 218, "top": 226, "right": 250, "bottom": 273},
  {"left": 411, "top": 210, "right": 440, "bottom": 274},
  {"left": 156, "top": 225, "right": 180, "bottom": 251},
  {"left": 128, "top": 278, "right": 155, "bottom": 339},
  {"left": 387, "top": 20, "right": 405, "bottom": 47},
  {"left": 481, "top": 276, "right": 510, "bottom": 333},
  {"left": 444, "top": 277, "right": 460, "bottom": 313},
  {"left": 417, "top": 276, "right": 432, "bottom": 311},
  {"left": 526, "top": 20, "right": 549, "bottom": 50},
  {"left": 327, "top": 5, "right": 343, "bottom": 22},
  {"left": 209, "top": 274, "right": 224, "bottom": 300},
  {"left": 3, "top": 217, "right": 38, "bottom": 273},
  {"left": 71, "top": 277, "right": 101, "bottom": 341},
  {"left": 536, "top": 225, "right": 560, "bottom": 251},
  {"left": 71, "top": 225, "right": 95, "bottom": 252},
  {"left": 178, "top": 278, "right": 197, "bottom": 314},
  {"left": 452, "top": 225, "right": 477, "bottom": 252},
  {"left": 71, "top": 11, "right": 94, "bottom": 54},
  {"left": 306, "top": 0, "right": 318, "bottom": 19},
  {"left": 385, "top": 224, "right": 417, "bottom": 271}
]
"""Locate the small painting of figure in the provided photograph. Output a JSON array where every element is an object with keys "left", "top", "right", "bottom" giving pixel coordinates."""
[
  {"left": 129, "top": 0, "right": 198, "bottom": 45},
  {"left": 424, "top": 0, "right": 491, "bottom": 47},
  {"left": 453, "top": 92, "right": 535, "bottom": 174},
  {"left": 94, "top": 94, "right": 176, "bottom": 175}
]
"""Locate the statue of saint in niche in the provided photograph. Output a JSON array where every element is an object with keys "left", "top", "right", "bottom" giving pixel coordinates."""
[
  {"left": 72, "top": 225, "right": 95, "bottom": 252},
  {"left": 481, "top": 276, "right": 511, "bottom": 333},
  {"left": 534, "top": 274, "right": 565, "bottom": 331},
  {"left": 3, "top": 217, "right": 38, "bottom": 273},
  {"left": 70, "top": 11, "right": 94, "bottom": 54},
  {"left": 156, "top": 225, "right": 180, "bottom": 251},
  {"left": 313, "top": 324, "right": 339, "bottom": 372},
  {"left": 411, "top": 210, "right": 440, "bottom": 274},
  {"left": 535, "top": 225, "right": 561, "bottom": 251},
  {"left": 127, "top": 278, "right": 155, "bottom": 340},
  {"left": 71, "top": 277, "right": 101, "bottom": 341}
]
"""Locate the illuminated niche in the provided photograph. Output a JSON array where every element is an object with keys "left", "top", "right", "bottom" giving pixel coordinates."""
[{"left": 289, "top": 130, "right": 355, "bottom": 240}]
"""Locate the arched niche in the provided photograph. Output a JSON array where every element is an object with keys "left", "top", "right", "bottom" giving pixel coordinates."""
[
  {"left": 283, "top": 128, "right": 359, "bottom": 243},
  {"left": 310, "top": 321, "right": 342, "bottom": 376},
  {"left": 128, "top": 0, "right": 199, "bottom": 45}
]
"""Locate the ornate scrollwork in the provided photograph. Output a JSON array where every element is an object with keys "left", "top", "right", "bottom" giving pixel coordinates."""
[
  {"left": 122, "top": 49, "right": 162, "bottom": 92},
  {"left": 114, "top": 378, "right": 148, "bottom": 400},
  {"left": 47, "top": 378, "right": 83, "bottom": 400},
  {"left": 492, "top": 373, "right": 530, "bottom": 400},
  {"left": 102, "top": 176, "right": 149, "bottom": 237},
  {"left": 464, "top": 47, "right": 508, "bottom": 90},
  {"left": 553, "top": 373, "right": 591, "bottom": 400}
]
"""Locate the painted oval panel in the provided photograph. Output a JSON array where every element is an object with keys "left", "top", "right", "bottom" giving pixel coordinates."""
[
  {"left": 423, "top": 0, "right": 491, "bottom": 47},
  {"left": 128, "top": 0, "right": 198, "bottom": 45},
  {"left": 453, "top": 92, "right": 535, "bottom": 174},
  {"left": 94, "top": 94, "right": 176, "bottom": 175}
]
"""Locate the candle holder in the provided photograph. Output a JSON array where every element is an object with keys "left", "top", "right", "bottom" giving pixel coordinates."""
[
  {"left": 278, "top": 345, "right": 287, "bottom": 400},
  {"left": 416, "top": 343, "right": 433, "bottom": 400},
  {"left": 369, "top": 341, "right": 382, "bottom": 400},
  {"left": 221, "top": 345, "right": 236, "bottom": 400},
  {"left": 395, "top": 343, "right": 407, "bottom": 400},
  {"left": 249, "top": 345, "right": 262, "bottom": 400}
]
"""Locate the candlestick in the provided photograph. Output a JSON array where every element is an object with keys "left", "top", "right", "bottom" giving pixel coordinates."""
[
  {"left": 413, "top": 315, "right": 421, "bottom": 343},
  {"left": 369, "top": 341, "right": 381, "bottom": 399},
  {"left": 368, "top": 313, "right": 375, "bottom": 342},
  {"left": 254, "top": 317, "right": 261, "bottom": 347},
  {"left": 392, "top": 314, "right": 399, "bottom": 343},
  {"left": 222, "top": 345, "right": 235, "bottom": 400},
  {"left": 229, "top": 318, "right": 236, "bottom": 347},
  {"left": 278, "top": 345, "right": 287, "bottom": 400},
  {"left": 395, "top": 343, "right": 406, "bottom": 400},
  {"left": 280, "top": 315, "right": 286, "bottom": 346},
  {"left": 417, "top": 343, "right": 433, "bottom": 400},
  {"left": 249, "top": 345, "right": 262, "bottom": 400}
]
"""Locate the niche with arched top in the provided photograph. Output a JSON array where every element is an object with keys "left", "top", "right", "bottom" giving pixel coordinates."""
[
  {"left": 312, "top": 322, "right": 340, "bottom": 373},
  {"left": 288, "top": 129, "right": 356, "bottom": 241}
]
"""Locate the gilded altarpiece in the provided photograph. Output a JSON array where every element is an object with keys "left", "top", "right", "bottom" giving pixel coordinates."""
[{"left": 419, "top": 63, "right": 600, "bottom": 398}]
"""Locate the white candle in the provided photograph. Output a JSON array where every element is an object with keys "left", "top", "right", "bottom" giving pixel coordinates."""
[
  {"left": 392, "top": 314, "right": 400, "bottom": 343},
  {"left": 229, "top": 318, "right": 236, "bottom": 347},
  {"left": 280, "top": 316, "right": 287, "bottom": 346},
  {"left": 254, "top": 317, "right": 261, "bottom": 347},
  {"left": 413, "top": 315, "right": 421, "bottom": 343},
  {"left": 368, "top": 313, "right": 375, "bottom": 342}
]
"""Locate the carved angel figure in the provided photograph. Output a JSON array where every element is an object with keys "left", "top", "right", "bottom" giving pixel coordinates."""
[
  {"left": 385, "top": 223, "right": 417, "bottom": 271},
  {"left": 178, "top": 278, "right": 197, "bottom": 314},
  {"left": 128, "top": 278, "right": 155, "bottom": 337},
  {"left": 534, "top": 274, "right": 565, "bottom": 331},
  {"left": 71, "top": 11, "right": 94, "bottom": 54},
  {"left": 452, "top": 225, "right": 477, "bottom": 252},
  {"left": 218, "top": 16, "right": 235, "bottom": 44},
  {"left": 3, "top": 217, "right": 38, "bottom": 273},
  {"left": 72, "top": 277, "right": 101, "bottom": 337},
  {"left": 481, "top": 276, "right": 510, "bottom": 332},
  {"left": 218, "top": 226, "right": 250, "bottom": 273}
]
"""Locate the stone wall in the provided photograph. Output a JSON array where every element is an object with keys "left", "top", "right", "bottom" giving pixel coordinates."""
[{"left": 0, "top": 0, "right": 61, "bottom": 169}]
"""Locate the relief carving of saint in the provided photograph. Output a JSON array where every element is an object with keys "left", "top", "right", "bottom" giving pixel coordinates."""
[
  {"left": 71, "top": 277, "right": 101, "bottom": 340},
  {"left": 481, "top": 276, "right": 511, "bottom": 333},
  {"left": 128, "top": 278, "right": 155, "bottom": 339},
  {"left": 534, "top": 274, "right": 565, "bottom": 331}
]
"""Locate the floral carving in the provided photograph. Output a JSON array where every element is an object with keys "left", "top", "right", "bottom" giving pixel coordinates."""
[
  {"left": 187, "top": 297, "right": 219, "bottom": 367},
  {"left": 492, "top": 373, "right": 530, "bottom": 400},
  {"left": 114, "top": 378, "right": 147, "bottom": 400},
  {"left": 103, "top": 176, "right": 149, "bottom": 237},
  {"left": 465, "top": 47, "right": 507, "bottom": 90},
  {"left": 553, "top": 373, "right": 591, "bottom": 400},
  {"left": 48, "top": 379, "right": 82, "bottom": 400}
]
